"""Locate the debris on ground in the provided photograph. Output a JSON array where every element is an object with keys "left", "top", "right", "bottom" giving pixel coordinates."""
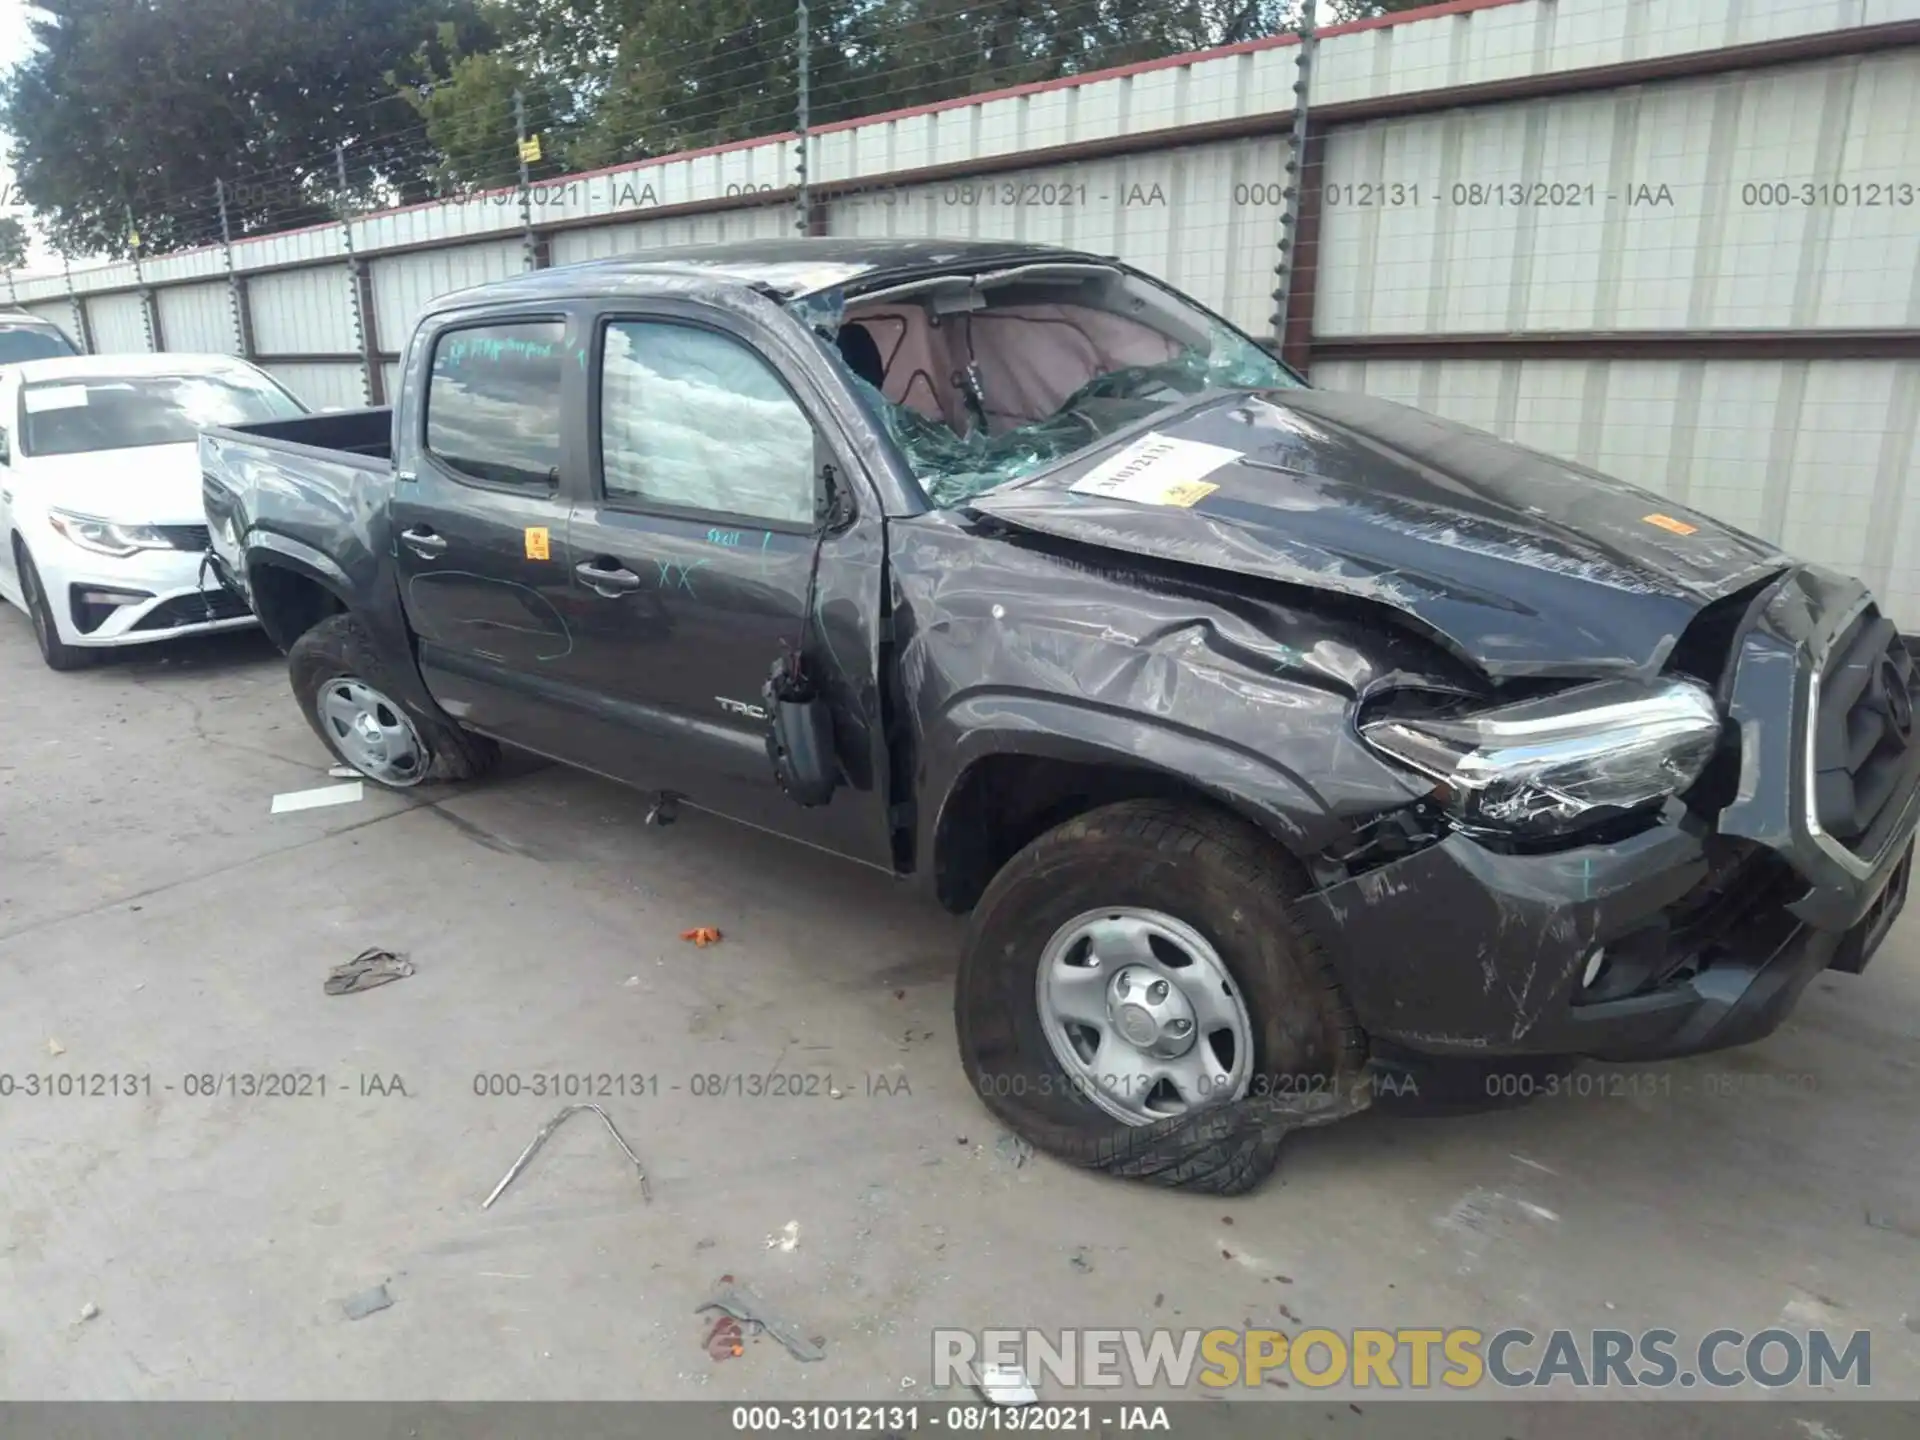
[
  {"left": 327, "top": 764, "right": 358, "bottom": 779},
  {"left": 766, "top": 1220, "right": 800, "bottom": 1252},
  {"left": 994, "top": 1131, "right": 1033, "bottom": 1169},
  {"left": 341, "top": 1283, "right": 393, "bottom": 1320},
  {"left": 697, "top": 1276, "right": 825, "bottom": 1362},
  {"left": 78, "top": 1302, "right": 99, "bottom": 1322},
  {"left": 695, "top": 1237, "right": 716, "bottom": 1251},
  {"left": 1069, "top": 1248, "right": 1093, "bottom": 1274},
  {"left": 46, "top": 1037, "right": 65, "bottom": 1057},
  {"left": 483, "top": 1103, "right": 651, "bottom": 1210},
  {"left": 680, "top": 926, "right": 723, "bottom": 947},
  {"left": 324, "top": 948, "right": 415, "bottom": 996},
  {"left": 623, "top": 975, "right": 642, "bottom": 987},
  {"left": 271, "top": 781, "right": 365, "bottom": 815},
  {"left": 977, "top": 1361, "right": 1038, "bottom": 1406},
  {"left": 705, "top": 1312, "right": 745, "bottom": 1360}
]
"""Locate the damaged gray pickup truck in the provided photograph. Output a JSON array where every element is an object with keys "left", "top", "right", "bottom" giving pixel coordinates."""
[{"left": 201, "top": 238, "right": 1918, "bottom": 1193}]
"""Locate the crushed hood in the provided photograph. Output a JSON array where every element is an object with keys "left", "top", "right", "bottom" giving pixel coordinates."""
[{"left": 969, "top": 389, "right": 1790, "bottom": 679}]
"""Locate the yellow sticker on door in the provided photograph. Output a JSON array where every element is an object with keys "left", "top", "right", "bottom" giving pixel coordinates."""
[{"left": 525, "top": 526, "right": 550, "bottom": 560}]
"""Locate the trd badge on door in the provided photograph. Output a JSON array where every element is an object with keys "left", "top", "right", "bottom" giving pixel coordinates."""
[{"left": 716, "top": 696, "right": 770, "bottom": 721}]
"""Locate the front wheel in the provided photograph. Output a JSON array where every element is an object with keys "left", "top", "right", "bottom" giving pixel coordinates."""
[
  {"left": 15, "top": 544, "right": 91, "bottom": 671},
  {"left": 955, "top": 799, "right": 1367, "bottom": 1193},
  {"left": 288, "top": 613, "right": 498, "bottom": 787}
]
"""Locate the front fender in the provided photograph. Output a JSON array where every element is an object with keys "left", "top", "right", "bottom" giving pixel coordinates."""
[
  {"left": 245, "top": 530, "right": 356, "bottom": 606},
  {"left": 920, "top": 689, "right": 1360, "bottom": 873}
]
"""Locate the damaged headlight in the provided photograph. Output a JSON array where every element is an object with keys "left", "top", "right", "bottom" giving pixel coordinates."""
[{"left": 1359, "top": 678, "right": 1722, "bottom": 836}]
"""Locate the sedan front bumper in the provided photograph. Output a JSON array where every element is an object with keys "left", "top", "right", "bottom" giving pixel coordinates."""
[
  {"left": 1302, "top": 567, "right": 1919, "bottom": 1063},
  {"left": 45, "top": 542, "right": 256, "bottom": 647}
]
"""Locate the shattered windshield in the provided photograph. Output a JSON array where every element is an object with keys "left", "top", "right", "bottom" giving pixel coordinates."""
[{"left": 791, "top": 270, "right": 1296, "bottom": 508}]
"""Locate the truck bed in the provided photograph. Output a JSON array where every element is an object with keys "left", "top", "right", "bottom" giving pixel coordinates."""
[
  {"left": 199, "top": 406, "right": 399, "bottom": 625},
  {"left": 211, "top": 406, "right": 395, "bottom": 462}
]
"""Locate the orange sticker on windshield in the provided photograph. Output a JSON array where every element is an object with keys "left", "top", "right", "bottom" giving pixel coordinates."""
[
  {"left": 1643, "top": 513, "right": 1697, "bottom": 536},
  {"left": 524, "top": 526, "right": 550, "bottom": 560}
]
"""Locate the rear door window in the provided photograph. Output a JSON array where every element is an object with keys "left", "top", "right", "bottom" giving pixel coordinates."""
[{"left": 425, "top": 321, "right": 565, "bottom": 488}]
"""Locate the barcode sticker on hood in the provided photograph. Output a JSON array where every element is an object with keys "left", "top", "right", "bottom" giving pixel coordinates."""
[
  {"left": 23, "top": 384, "right": 89, "bottom": 413},
  {"left": 1068, "top": 432, "right": 1239, "bottom": 508}
]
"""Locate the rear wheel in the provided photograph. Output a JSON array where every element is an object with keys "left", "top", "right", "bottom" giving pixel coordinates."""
[
  {"left": 288, "top": 613, "right": 498, "bottom": 786},
  {"left": 14, "top": 544, "right": 91, "bottom": 671},
  {"left": 955, "top": 799, "right": 1368, "bottom": 1193}
]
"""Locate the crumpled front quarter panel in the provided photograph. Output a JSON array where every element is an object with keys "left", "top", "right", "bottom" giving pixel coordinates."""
[{"left": 890, "top": 512, "right": 1440, "bottom": 863}]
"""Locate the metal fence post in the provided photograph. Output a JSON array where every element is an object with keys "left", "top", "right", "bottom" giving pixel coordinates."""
[
  {"left": 216, "top": 179, "right": 257, "bottom": 360},
  {"left": 127, "top": 202, "right": 160, "bottom": 352},
  {"left": 336, "top": 145, "right": 376, "bottom": 407},
  {"left": 514, "top": 89, "right": 541, "bottom": 271},
  {"left": 794, "top": 0, "right": 811, "bottom": 235},
  {"left": 1270, "top": 6, "right": 1318, "bottom": 357},
  {"left": 60, "top": 248, "right": 92, "bottom": 353}
]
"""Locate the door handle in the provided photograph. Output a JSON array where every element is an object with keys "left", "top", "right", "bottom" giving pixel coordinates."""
[
  {"left": 575, "top": 560, "right": 642, "bottom": 596},
  {"left": 401, "top": 526, "right": 447, "bottom": 558}
]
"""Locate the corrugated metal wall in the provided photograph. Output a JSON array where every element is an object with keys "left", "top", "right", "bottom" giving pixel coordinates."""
[
  {"left": 86, "top": 292, "right": 149, "bottom": 352},
  {"left": 249, "top": 267, "right": 359, "bottom": 355},
  {"left": 371, "top": 240, "right": 523, "bottom": 348},
  {"left": 18, "top": 298, "right": 76, "bottom": 335},
  {"left": 155, "top": 281, "right": 240, "bottom": 355},
  {"left": 1314, "top": 49, "right": 1920, "bottom": 335},
  {"left": 261, "top": 361, "right": 369, "bottom": 412}
]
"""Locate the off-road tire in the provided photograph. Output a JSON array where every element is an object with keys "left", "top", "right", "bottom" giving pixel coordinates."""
[
  {"left": 955, "top": 799, "right": 1368, "bottom": 1194},
  {"left": 15, "top": 543, "right": 91, "bottom": 671},
  {"left": 288, "top": 613, "right": 499, "bottom": 785}
]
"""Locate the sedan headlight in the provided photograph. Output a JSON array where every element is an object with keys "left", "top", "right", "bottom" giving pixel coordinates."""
[
  {"left": 46, "top": 509, "right": 172, "bottom": 558},
  {"left": 1359, "top": 678, "right": 1723, "bottom": 836}
]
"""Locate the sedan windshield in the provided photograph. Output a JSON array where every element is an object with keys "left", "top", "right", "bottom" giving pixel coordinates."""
[
  {"left": 0, "top": 325, "right": 78, "bottom": 364},
  {"left": 794, "top": 265, "right": 1298, "bottom": 508},
  {"left": 21, "top": 372, "right": 304, "bottom": 457}
]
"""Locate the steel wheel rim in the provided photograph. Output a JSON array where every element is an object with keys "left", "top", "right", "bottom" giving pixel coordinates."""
[
  {"left": 1034, "top": 906, "right": 1255, "bottom": 1126},
  {"left": 317, "top": 677, "right": 428, "bottom": 787}
]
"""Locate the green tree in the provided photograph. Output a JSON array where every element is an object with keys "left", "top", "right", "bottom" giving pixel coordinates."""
[
  {"left": 0, "top": 216, "right": 28, "bottom": 272},
  {"left": 2, "top": 0, "right": 495, "bottom": 257}
]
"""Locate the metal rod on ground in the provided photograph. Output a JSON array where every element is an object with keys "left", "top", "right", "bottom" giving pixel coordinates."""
[
  {"left": 336, "top": 145, "right": 372, "bottom": 407},
  {"left": 1270, "top": 4, "right": 1318, "bottom": 346},
  {"left": 794, "top": 0, "right": 811, "bottom": 235},
  {"left": 482, "top": 1103, "right": 650, "bottom": 1209},
  {"left": 514, "top": 89, "right": 537, "bottom": 272}
]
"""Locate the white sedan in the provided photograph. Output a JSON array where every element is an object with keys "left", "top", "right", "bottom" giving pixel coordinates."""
[{"left": 0, "top": 353, "right": 308, "bottom": 669}]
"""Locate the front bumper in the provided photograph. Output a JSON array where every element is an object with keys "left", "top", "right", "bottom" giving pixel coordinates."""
[
  {"left": 45, "top": 543, "right": 256, "bottom": 647},
  {"left": 1302, "top": 567, "right": 1919, "bottom": 1062}
]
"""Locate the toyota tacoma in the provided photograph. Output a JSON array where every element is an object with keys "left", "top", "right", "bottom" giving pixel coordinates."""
[{"left": 199, "top": 239, "right": 1918, "bottom": 1192}]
